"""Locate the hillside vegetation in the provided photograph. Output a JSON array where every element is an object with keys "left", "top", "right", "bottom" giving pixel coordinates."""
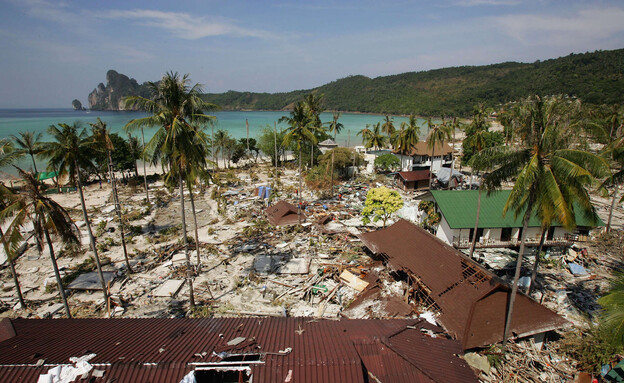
[{"left": 202, "top": 49, "right": 624, "bottom": 116}]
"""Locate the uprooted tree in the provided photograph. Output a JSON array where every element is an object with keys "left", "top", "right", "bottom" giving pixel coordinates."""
[{"left": 361, "top": 186, "right": 403, "bottom": 228}]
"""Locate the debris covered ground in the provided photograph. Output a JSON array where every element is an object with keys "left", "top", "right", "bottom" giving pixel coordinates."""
[{"left": 1, "top": 160, "right": 623, "bottom": 382}]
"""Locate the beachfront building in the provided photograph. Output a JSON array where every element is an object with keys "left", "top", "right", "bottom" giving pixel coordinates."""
[
  {"left": 317, "top": 139, "right": 338, "bottom": 154},
  {"left": 424, "top": 190, "right": 604, "bottom": 249},
  {"left": 395, "top": 170, "right": 430, "bottom": 192},
  {"left": 393, "top": 142, "right": 453, "bottom": 173}
]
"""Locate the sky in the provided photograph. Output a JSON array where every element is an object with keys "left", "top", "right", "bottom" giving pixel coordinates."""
[{"left": 0, "top": 0, "right": 623, "bottom": 108}]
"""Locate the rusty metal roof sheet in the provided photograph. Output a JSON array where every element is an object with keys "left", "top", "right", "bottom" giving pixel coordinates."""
[
  {"left": 265, "top": 200, "right": 305, "bottom": 226},
  {"left": 394, "top": 142, "right": 453, "bottom": 157},
  {"left": 397, "top": 170, "right": 430, "bottom": 182},
  {"left": 359, "top": 219, "right": 568, "bottom": 350},
  {"left": 0, "top": 317, "right": 478, "bottom": 383}
]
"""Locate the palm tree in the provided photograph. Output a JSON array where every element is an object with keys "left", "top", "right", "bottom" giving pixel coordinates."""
[
  {"left": 393, "top": 114, "right": 420, "bottom": 156},
  {"left": 326, "top": 112, "right": 344, "bottom": 140},
  {"left": 123, "top": 72, "right": 217, "bottom": 308},
  {"left": 213, "top": 129, "right": 231, "bottom": 169},
  {"left": 281, "top": 101, "right": 314, "bottom": 225},
  {"left": 598, "top": 273, "right": 624, "bottom": 348},
  {"left": 90, "top": 118, "right": 133, "bottom": 273},
  {"left": 303, "top": 93, "right": 324, "bottom": 167},
  {"left": 472, "top": 95, "right": 609, "bottom": 351},
  {"left": 381, "top": 115, "right": 395, "bottom": 139},
  {"left": 358, "top": 123, "right": 386, "bottom": 150},
  {"left": 426, "top": 120, "right": 452, "bottom": 188},
  {"left": 0, "top": 160, "right": 27, "bottom": 309},
  {"left": 10, "top": 170, "right": 80, "bottom": 317},
  {"left": 40, "top": 122, "right": 109, "bottom": 309},
  {"left": 12, "top": 132, "right": 43, "bottom": 174}
]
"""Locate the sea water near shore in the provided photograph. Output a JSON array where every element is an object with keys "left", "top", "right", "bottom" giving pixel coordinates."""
[{"left": 0, "top": 109, "right": 421, "bottom": 174}]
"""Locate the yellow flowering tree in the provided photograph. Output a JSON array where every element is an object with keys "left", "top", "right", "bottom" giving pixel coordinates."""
[{"left": 361, "top": 186, "right": 403, "bottom": 227}]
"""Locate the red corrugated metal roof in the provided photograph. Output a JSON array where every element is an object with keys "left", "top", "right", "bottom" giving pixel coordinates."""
[
  {"left": 0, "top": 317, "right": 477, "bottom": 382},
  {"left": 265, "top": 200, "right": 305, "bottom": 226},
  {"left": 359, "top": 219, "right": 568, "bottom": 349},
  {"left": 397, "top": 170, "right": 430, "bottom": 182}
]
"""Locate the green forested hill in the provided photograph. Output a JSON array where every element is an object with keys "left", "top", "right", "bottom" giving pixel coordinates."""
[{"left": 202, "top": 49, "right": 624, "bottom": 116}]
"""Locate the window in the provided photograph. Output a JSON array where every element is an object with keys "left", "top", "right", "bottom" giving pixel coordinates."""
[{"left": 195, "top": 367, "right": 252, "bottom": 383}]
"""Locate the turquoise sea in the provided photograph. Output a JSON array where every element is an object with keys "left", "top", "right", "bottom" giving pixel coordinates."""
[{"left": 0, "top": 109, "right": 424, "bottom": 173}]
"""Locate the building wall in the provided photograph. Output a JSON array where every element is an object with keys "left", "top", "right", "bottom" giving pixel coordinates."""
[{"left": 436, "top": 216, "right": 455, "bottom": 244}]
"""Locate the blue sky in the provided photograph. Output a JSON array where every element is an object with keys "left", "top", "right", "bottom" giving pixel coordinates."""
[{"left": 0, "top": 0, "right": 623, "bottom": 108}]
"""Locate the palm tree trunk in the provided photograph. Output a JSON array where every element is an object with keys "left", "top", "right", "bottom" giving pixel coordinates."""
[
  {"left": 141, "top": 127, "right": 150, "bottom": 204},
  {"left": 0, "top": 228, "right": 26, "bottom": 309},
  {"left": 429, "top": 147, "right": 435, "bottom": 189},
  {"left": 74, "top": 161, "right": 109, "bottom": 312},
  {"left": 43, "top": 225, "right": 71, "bottom": 318},
  {"left": 298, "top": 149, "right": 302, "bottom": 225},
  {"left": 502, "top": 206, "right": 532, "bottom": 351},
  {"left": 179, "top": 167, "right": 195, "bottom": 307},
  {"left": 469, "top": 187, "right": 482, "bottom": 258},
  {"left": 188, "top": 182, "right": 201, "bottom": 265},
  {"left": 330, "top": 150, "right": 335, "bottom": 198},
  {"left": 31, "top": 155, "right": 38, "bottom": 175},
  {"left": 528, "top": 228, "right": 546, "bottom": 295},
  {"left": 607, "top": 182, "right": 619, "bottom": 232},
  {"left": 310, "top": 141, "right": 314, "bottom": 168},
  {"left": 108, "top": 150, "right": 132, "bottom": 273}
]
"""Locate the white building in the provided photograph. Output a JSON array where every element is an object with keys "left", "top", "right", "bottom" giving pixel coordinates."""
[
  {"left": 393, "top": 142, "right": 453, "bottom": 173},
  {"left": 425, "top": 190, "right": 603, "bottom": 249}
]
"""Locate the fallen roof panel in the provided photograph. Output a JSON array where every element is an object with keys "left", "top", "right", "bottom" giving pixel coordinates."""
[
  {"left": 359, "top": 219, "right": 568, "bottom": 349},
  {"left": 265, "top": 200, "right": 305, "bottom": 226}
]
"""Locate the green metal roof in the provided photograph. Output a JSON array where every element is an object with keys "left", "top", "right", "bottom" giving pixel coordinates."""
[
  {"left": 430, "top": 190, "right": 604, "bottom": 229},
  {"left": 37, "top": 171, "right": 57, "bottom": 181}
]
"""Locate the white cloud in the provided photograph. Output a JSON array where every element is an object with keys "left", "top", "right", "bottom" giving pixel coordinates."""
[
  {"left": 494, "top": 7, "right": 624, "bottom": 46},
  {"left": 100, "top": 9, "right": 277, "bottom": 40}
]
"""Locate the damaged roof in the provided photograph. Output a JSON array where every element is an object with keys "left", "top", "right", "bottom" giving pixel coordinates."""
[
  {"left": 265, "top": 200, "right": 305, "bottom": 226},
  {"left": 0, "top": 317, "right": 477, "bottom": 383},
  {"left": 359, "top": 219, "right": 569, "bottom": 350},
  {"left": 394, "top": 142, "right": 453, "bottom": 157},
  {"left": 397, "top": 170, "right": 430, "bottom": 182}
]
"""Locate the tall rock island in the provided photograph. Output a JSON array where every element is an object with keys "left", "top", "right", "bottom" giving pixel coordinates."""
[{"left": 88, "top": 70, "right": 150, "bottom": 110}]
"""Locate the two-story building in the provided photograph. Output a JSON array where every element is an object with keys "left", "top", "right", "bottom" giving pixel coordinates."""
[{"left": 393, "top": 142, "right": 453, "bottom": 173}]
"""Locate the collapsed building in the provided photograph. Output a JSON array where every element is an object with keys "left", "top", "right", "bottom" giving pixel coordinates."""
[
  {"left": 0, "top": 317, "right": 478, "bottom": 382},
  {"left": 358, "top": 219, "right": 568, "bottom": 350}
]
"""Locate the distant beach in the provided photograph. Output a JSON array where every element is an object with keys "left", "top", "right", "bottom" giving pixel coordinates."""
[{"left": 0, "top": 109, "right": 431, "bottom": 174}]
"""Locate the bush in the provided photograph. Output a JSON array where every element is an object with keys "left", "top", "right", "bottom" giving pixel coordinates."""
[{"left": 374, "top": 153, "right": 400, "bottom": 172}]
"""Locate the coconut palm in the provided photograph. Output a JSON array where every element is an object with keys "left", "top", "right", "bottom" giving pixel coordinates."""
[
  {"left": 426, "top": 120, "right": 452, "bottom": 188},
  {"left": 213, "top": 129, "right": 231, "bottom": 168},
  {"left": 381, "top": 115, "right": 395, "bottom": 138},
  {"left": 12, "top": 132, "right": 43, "bottom": 174},
  {"left": 326, "top": 112, "right": 344, "bottom": 140},
  {"left": 40, "top": 122, "right": 109, "bottom": 309},
  {"left": 598, "top": 273, "right": 624, "bottom": 348},
  {"left": 281, "top": 101, "right": 314, "bottom": 225},
  {"left": 10, "top": 169, "right": 80, "bottom": 317},
  {"left": 0, "top": 148, "right": 26, "bottom": 309},
  {"left": 90, "top": 118, "right": 133, "bottom": 273},
  {"left": 123, "top": 72, "right": 217, "bottom": 308},
  {"left": 472, "top": 95, "right": 609, "bottom": 351},
  {"left": 392, "top": 114, "right": 420, "bottom": 156},
  {"left": 303, "top": 93, "right": 324, "bottom": 167},
  {"left": 358, "top": 123, "right": 386, "bottom": 151}
]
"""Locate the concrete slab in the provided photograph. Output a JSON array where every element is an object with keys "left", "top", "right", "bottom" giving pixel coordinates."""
[
  {"left": 153, "top": 279, "right": 185, "bottom": 298},
  {"left": 68, "top": 271, "right": 116, "bottom": 291},
  {"left": 171, "top": 253, "right": 187, "bottom": 266},
  {"left": 254, "top": 254, "right": 276, "bottom": 274}
]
